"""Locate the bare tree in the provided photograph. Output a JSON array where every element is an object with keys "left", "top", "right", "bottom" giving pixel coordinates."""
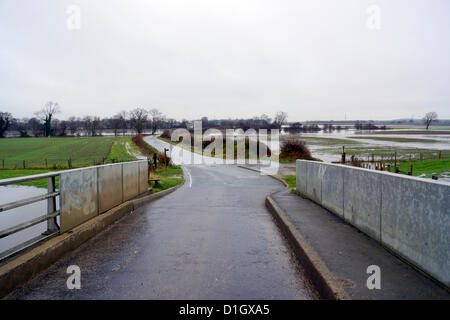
[
  {"left": 166, "top": 118, "right": 177, "bottom": 128},
  {"left": 0, "top": 112, "right": 13, "bottom": 138},
  {"left": 67, "top": 116, "right": 79, "bottom": 136},
  {"left": 110, "top": 115, "right": 121, "bottom": 136},
  {"left": 423, "top": 112, "right": 438, "bottom": 130},
  {"left": 273, "top": 111, "right": 288, "bottom": 130},
  {"left": 28, "top": 117, "right": 43, "bottom": 136},
  {"left": 83, "top": 116, "right": 92, "bottom": 136},
  {"left": 57, "top": 120, "right": 69, "bottom": 136},
  {"left": 91, "top": 117, "right": 101, "bottom": 136},
  {"left": 35, "top": 101, "right": 60, "bottom": 136},
  {"left": 13, "top": 118, "right": 29, "bottom": 137},
  {"left": 129, "top": 108, "right": 148, "bottom": 134},
  {"left": 149, "top": 108, "right": 163, "bottom": 134},
  {"left": 117, "top": 110, "right": 128, "bottom": 135}
]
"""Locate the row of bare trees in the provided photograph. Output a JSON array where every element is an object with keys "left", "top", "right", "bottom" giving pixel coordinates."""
[
  {"left": 0, "top": 102, "right": 174, "bottom": 138},
  {"left": 1, "top": 103, "right": 290, "bottom": 138}
]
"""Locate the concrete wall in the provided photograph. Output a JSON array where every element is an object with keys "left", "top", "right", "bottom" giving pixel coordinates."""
[
  {"left": 60, "top": 167, "right": 98, "bottom": 233},
  {"left": 138, "top": 161, "right": 149, "bottom": 194},
  {"left": 60, "top": 160, "right": 148, "bottom": 233},
  {"left": 296, "top": 160, "right": 450, "bottom": 287},
  {"left": 98, "top": 164, "right": 123, "bottom": 213},
  {"left": 123, "top": 162, "right": 140, "bottom": 201}
]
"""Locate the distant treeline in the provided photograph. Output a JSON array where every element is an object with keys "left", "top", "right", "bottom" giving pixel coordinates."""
[{"left": 0, "top": 107, "right": 290, "bottom": 138}]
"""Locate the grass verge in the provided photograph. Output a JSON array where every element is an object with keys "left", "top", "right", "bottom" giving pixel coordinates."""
[
  {"left": 282, "top": 175, "right": 297, "bottom": 188},
  {"left": 150, "top": 164, "right": 184, "bottom": 193}
]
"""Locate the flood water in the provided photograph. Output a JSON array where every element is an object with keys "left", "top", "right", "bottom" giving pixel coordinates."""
[{"left": 0, "top": 185, "right": 59, "bottom": 256}]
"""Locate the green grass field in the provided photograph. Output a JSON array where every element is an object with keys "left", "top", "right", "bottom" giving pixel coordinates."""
[
  {"left": 397, "top": 159, "right": 450, "bottom": 178},
  {"left": 0, "top": 136, "right": 119, "bottom": 168},
  {"left": 0, "top": 135, "right": 142, "bottom": 187}
]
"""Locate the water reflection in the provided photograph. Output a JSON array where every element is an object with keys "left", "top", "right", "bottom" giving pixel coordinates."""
[{"left": 0, "top": 185, "right": 59, "bottom": 254}]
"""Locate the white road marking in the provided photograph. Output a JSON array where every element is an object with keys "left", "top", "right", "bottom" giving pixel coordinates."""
[{"left": 184, "top": 167, "right": 193, "bottom": 188}]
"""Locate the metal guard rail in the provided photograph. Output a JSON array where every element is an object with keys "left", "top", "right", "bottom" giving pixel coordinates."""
[{"left": 0, "top": 172, "right": 60, "bottom": 261}]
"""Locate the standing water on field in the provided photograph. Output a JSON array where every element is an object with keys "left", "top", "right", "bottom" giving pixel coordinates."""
[{"left": 0, "top": 185, "right": 59, "bottom": 256}]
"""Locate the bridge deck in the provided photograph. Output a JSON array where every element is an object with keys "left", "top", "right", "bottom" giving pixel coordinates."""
[{"left": 5, "top": 165, "right": 317, "bottom": 299}]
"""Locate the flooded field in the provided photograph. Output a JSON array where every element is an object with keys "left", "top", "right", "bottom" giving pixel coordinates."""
[
  {"left": 282, "top": 127, "right": 450, "bottom": 163},
  {"left": 0, "top": 185, "right": 59, "bottom": 256}
]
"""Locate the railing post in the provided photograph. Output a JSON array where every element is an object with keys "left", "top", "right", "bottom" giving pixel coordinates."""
[{"left": 43, "top": 176, "right": 59, "bottom": 235}]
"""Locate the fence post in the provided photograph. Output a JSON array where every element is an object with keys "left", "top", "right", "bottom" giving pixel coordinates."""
[
  {"left": 23, "top": 160, "right": 26, "bottom": 169},
  {"left": 2, "top": 159, "right": 4, "bottom": 168},
  {"left": 42, "top": 176, "right": 59, "bottom": 235}
]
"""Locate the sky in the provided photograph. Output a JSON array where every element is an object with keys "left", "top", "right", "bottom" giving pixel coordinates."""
[{"left": 0, "top": 0, "right": 449, "bottom": 122}]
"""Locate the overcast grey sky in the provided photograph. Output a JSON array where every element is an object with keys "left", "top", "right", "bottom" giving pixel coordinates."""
[{"left": 1, "top": 0, "right": 449, "bottom": 121}]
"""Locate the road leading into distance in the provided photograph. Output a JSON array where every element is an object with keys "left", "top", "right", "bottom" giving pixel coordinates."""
[{"left": 5, "top": 137, "right": 317, "bottom": 299}]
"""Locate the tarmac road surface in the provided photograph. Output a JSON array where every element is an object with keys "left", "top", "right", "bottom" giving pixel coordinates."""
[{"left": 6, "top": 141, "right": 317, "bottom": 299}]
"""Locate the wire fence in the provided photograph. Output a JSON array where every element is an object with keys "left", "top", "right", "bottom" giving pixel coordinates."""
[{"left": 340, "top": 149, "right": 450, "bottom": 162}]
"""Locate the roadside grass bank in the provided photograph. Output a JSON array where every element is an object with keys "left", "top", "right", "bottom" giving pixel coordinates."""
[
  {"left": 150, "top": 164, "right": 184, "bottom": 193},
  {"left": 282, "top": 175, "right": 296, "bottom": 188},
  {"left": 107, "top": 136, "right": 138, "bottom": 162},
  {"left": 132, "top": 134, "right": 158, "bottom": 157}
]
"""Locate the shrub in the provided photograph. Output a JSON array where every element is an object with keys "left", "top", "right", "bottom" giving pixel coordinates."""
[
  {"left": 157, "top": 151, "right": 172, "bottom": 167},
  {"left": 280, "top": 139, "right": 313, "bottom": 161},
  {"left": 132, "top": 134, "right": 155, "bottom": 157},
  {"left": 160, "top": 129, "right": 171, "bottom": 139}
]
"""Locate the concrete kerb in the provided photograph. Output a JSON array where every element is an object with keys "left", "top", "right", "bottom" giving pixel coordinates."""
[
  {"left": 238, "top": 164, "right": 350, "bottom": 299},
  {"left": 265, "top": 195, "right": 351, "bottom": 300},
  {"left": 0, "top": 177, "right": 185, "bottom": 298}
]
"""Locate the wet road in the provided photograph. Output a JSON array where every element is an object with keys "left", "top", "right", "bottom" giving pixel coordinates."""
[{"left": 5, "top": 164, "right": 317, "bottom": 299}]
